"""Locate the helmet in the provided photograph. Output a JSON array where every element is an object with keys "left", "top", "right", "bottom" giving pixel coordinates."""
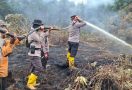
[
  {"left": 32, "top": 19, "right": 43, "bottom": 26},
  {"left": 32, "top": 19, "right": 43, "bottom": 29}
]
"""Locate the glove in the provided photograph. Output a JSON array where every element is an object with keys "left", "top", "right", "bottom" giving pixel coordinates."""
[
  {"left": 10, "top": 37, "right": 16, "bottom": 44},
  {"left": 17, "top": 35, "right": 26, "bottom": 41},
  {"left": 1, "top": 34, "right": 6, "bottom": 39},
  {"left": 44, "top": 52, "right": 48, "bottom": 60}
]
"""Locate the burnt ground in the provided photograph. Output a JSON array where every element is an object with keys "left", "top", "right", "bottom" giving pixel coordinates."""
[{"left": 7, "top": 42, "right": 122, "bottom": 90}]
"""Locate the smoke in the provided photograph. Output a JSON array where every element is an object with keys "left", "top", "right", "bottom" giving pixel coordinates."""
[
  {"left": 7, "top": 0, "right": 117, "bottom": 26},
  {"left": 87, "top": 0, "right": 115, "bottom": 7},
  {"left": 69, "top": 0, "right": 115, "bottom": 7}
]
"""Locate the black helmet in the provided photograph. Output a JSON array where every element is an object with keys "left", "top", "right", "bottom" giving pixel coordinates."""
[
  {"left": 33, "top": 19, "right": 43, "bottom": 26},
  {"left": 32, "top": 19, "right": 43, "bottom": 28}
]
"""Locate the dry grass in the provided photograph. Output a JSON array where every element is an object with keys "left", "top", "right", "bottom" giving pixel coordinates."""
[
  {"left": 88, "top": 65, "right": 132, "bottom": 90},
  {"left": 62, "top": 54, "right": 132, "bottom": 90},
  {"left": 5, "top": 14, "right": 30, "bottom": 35},
  {"left": 49, "top": 30, "right": 68, "bottom": 46},
  {"left": 87, "top": 54, "right": 132, "bottom": 90}
]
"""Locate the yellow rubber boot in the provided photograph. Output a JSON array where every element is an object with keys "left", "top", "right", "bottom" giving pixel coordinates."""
[
  {"left": 27, "top": 73, "right": 37, "bottom": 90},
  {"left": 66, "top": 52, "right": 71, "bottom": 67},
  {"left": 67, "top": 52, "right": 71, "bottom": 59},
  {"left": 68, "top": 56, "right": 77, "bottom": 70},
  {"left": 27, "top": 74, "right": 40, "bottom": 87},
  {"left": 33, "top": 79, "right": 40, "bottom": 87}
]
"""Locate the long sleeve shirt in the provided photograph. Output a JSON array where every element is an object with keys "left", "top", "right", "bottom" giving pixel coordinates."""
[
  {"left": 0, "top": 38, "right": 20, "bottom": 77},
  {"left": 67, "top": 21, "right": 86, "bottom": 43},
  {"left": 28, "top": 29, "right": 49, "bottom": 57}
]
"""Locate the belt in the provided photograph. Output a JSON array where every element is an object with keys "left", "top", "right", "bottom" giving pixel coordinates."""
[{"left": 35, "top": 48, "right": 41, "bottom": 50}]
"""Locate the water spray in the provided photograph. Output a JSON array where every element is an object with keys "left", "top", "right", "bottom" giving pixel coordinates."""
[{"left": 84, "top": 21, "right": 132, "bottom": 49}]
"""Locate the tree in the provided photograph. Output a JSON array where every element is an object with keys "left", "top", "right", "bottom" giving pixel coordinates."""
[
  {"left": 111, "top": 0, "right": 132, "bottom": 11},
  {"left": 0, "top": 0, "right": 14, "bottom": 19}
]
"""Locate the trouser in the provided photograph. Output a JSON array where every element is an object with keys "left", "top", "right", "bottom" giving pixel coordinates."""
[
  {"left": 67, "top": 41, "right": 79, "bottom": 68},
  {"left": 68, "top": 41, "right": 79, "bottom": 57},
  {"left": 0, "top": 77, "right": 7, "bottom": 90},
  {"left": 0, "top": 71, "right": 15, "bottom": 90},
  {"left": 29, "top": 56, "right": 44, "bottom": 76},
  {"left": 41, "top": 51, "right": 49, "bottom": 69}
]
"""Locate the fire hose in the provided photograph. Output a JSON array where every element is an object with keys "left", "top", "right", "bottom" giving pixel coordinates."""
[{"left": 0, "top": 27, "right": 60, "bottom": 41}]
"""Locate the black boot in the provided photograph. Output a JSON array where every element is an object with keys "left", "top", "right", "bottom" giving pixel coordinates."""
[
  {"left": 0, "top": 77, "right": 7, "bottom": 90},
  {"left": 41, "top": 57, "right": 48, "bottom": 69},
  {"left": 62, "top": 60, "right": 69, "bottom": 68}
]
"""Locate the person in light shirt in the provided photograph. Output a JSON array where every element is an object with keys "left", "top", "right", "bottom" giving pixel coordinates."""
[{"left": 65, "top": 15, "right": 86, "bottom": 70}]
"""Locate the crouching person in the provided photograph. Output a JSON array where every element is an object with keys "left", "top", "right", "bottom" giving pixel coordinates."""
[{"left": 27, "top": 20, "right": 45, "bottom": 90}]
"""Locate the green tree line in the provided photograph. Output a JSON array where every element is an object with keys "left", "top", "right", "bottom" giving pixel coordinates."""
[
  {"left": 0, "top": 0, "right": 15, "bottom": 19},
  {"left": 111, "top": 0, "right": 132, "bottom": 11}
]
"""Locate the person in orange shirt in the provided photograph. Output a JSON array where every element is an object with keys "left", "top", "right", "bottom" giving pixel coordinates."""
[{"left": 0, "top": 20, "right": 22, "bottom": 90}]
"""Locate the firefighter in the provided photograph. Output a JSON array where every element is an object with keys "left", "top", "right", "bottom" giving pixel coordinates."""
[
  {"left": 66, "top": 15, "right": 86, "bottom": 70},
  {"left": 27, "top": 20, "right": 46, "bottom": 89},
  {"left": 0, "top": 20, "right": 21, "bottom": 90}
]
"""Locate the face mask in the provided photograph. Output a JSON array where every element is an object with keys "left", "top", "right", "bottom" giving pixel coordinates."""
[
  {"left": 73, "top": 20, "right": 76, "bottom": 23},
  {"left": 72, "top": 20, "right": 77, "bottom": 26}
]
